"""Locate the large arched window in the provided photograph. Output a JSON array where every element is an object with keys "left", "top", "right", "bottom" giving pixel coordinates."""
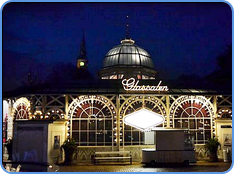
[
  {"left": 68, "top": 95, "right": 116, "bottom": 146},
  {"left": 120, "top": 96, "right": 166, "bottom": 146},
  {"left": 170, "top": 96, "right": 214, "bottom": 144}
]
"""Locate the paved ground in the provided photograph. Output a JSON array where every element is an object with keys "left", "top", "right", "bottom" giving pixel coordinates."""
[{"left": 59, "top": 161, "right": 232, "bottom": 172}]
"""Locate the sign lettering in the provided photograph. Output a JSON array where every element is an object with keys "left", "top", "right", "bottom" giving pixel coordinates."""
[{"left": 122, "top": 78, "right": 169, "bottom": 92}]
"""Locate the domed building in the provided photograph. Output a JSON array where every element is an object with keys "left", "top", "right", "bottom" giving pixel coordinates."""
[
  {"left": 100, "top": 38, "right": 157, "bottom": 79},
  {"left": 3, "top": 34, "right": 232, "bottom": 164}
]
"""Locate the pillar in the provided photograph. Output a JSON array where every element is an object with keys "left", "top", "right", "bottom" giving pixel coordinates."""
[
  {"left": 7, "top": 99, "right": 14, "bottom": 139},
  {"left": 213, "top": 95, "right": 218, "bottom": 138},
  {"left": 116, "top": 95, "right": 121, "bottom": 151},
  {"left": 166, "top": 95, "right": 170, "bottom": 128}
]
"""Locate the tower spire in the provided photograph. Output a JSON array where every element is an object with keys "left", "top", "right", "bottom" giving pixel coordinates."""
[
  {"left": 78, "top": 32, "right": 87, "bottom": 59},
  {"left": 77, "top": 33, "right": 88, "bottom": 69}
]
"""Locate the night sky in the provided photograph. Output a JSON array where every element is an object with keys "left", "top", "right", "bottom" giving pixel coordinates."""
[{"left": 2, "top": 2, "right": 232, "bottom": 91}]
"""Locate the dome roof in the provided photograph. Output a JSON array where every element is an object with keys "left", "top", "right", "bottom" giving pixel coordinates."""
[{"left": 103, "top": 39, "right": 154, "bottom": 69}]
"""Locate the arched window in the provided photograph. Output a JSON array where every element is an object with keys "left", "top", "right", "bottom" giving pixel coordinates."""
[
  {"left": 120, "top": 96, "right": 166, "bottom": 146},
  {"left": 68, "top": 95, "right": 116, "bottom": 146},
  {"left": 170, "top": 96, "right": 214, "bottom": 144}
]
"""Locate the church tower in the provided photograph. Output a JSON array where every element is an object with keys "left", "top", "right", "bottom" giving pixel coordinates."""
[{"left": 77, "top": 33, "right": 88, "bottom": 69}]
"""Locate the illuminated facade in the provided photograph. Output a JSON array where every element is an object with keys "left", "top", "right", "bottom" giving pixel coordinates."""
[{"left": 3, "top": 37, "right": 232, "bottom": 162}]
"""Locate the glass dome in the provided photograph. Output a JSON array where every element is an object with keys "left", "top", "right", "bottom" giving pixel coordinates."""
[{"left": 103, "top": 39, "right": 154, "bottom": 69}]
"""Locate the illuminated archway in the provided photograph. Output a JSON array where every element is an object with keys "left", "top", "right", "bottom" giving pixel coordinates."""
[
  {"left": 12, "top": 97, "right": 31, "bottom": 120},
  {"left": 170, "top": 96, "right": 214, "bottom": 144},
  {"left": 68, "top": 95, "right": 117, "bottom": 146},
  {"left": 120, "top": 96, "right": 166, "bottom": 145},
  {"left": 217, "top": 108, "right": 232, "bottom": 119},
  {"left": 45, "top": 108, "right": 65, "bottom": 120},
  {"left": 33, "top": 110, "right": 43, "bottom": 119}
]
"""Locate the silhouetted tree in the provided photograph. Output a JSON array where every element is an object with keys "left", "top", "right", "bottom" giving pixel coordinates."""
[
  {"left": 206, "top": 44, "right": 232, "bottom": 89},
  {"left": 46, "top": 63, "right": 77, "bottom": 83},
  {"left": 46, "top": 62, "right": 93, "bottom": 83}
]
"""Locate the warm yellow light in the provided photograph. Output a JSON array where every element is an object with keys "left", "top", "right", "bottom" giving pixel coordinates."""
[{"left": 80, "top": 62, "right": 85, "bottom": 67}]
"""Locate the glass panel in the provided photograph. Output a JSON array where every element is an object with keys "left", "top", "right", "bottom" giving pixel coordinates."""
[
  {"left": 189, "top": 131, "right": 196, "bottom": 143},
  {"left": 113, "top": 55, "right": 118, "bottom": 65},
  {"left": 72, "top": 132, "right": 79, "bottom": 142},
  {"left": 72, "top": 121, "right": 79, "bottom": 130},
  {"left": 146, "top": 57, "right": 150, "bottom": 67},
  {"left": 105, "top": 131, "right": 112, "bottom": 142},
  {"left": 97, "top": 133, "right": 104, "bottom": 142},
  {"left": 132, "top": 131, "right": 139, "bottom": 142},
  {"left": 189, "top": 119, "right": 196, "bottom": 129},
  {"left": 205, "top": 130, "right": 211, "bottom": 140},
  {"left": 105, "top": 120, "right": 112, "bottom": 130},
  {"left": 131, "top": 54, "right": 136, "bottom": 64},
  {"left": 197, "top": 119, "right": 204, "bottom": 129},
  {"left": 89, "top": 132, "right": 95, "bottom": 142},
  {"left": 119, "top": 54, "right": 124, "bottom": 64},
  {"left": 182, "top": 119, "right": 188, "bottom": 128},
  {"left": 97, "top": 120, "right": 104, "bottom": 130},
  {"left": 80, "top": 132, "right": 87, "bottom": 142},
  {"left": 112, "top": 48, "right": 117, "bottom": 55},
  {"left": 141, "top": 56, "right": 146, "bottom": 66},
  {"left": 139, "top": 48, "right": 144, "bottom": 55},
  {"left": 134, "top": 54, "right": 140, "bottom": 64},
  {"left": 127, "top": 54, "right": 131, "bottom": 64},
  {"left": 110, "top": 49, "right": 115, "bottom": 55},
  {"left": 197, "top": 130, "right": 204, "bottom": 141},
  {"left": 140, "top": 132, "right": 144, "bottom": 144},
  {"left": 124, "top": 131, "right": 132, "bottom": 143},
  {"left": 174, "top": 119, "right": 182, "bottom": 128},
  {"left": 110, "top": 56, "right": 115, "bottom": 66},
  {"left": 124, "top": 54, "right": 128, "bottom": 64},
  {"left": 89, "top": 120, "right": 96, "bottom": 130},
  {"left": 105, "top": 56, "right": 110, "bottom": 66},
  {"left": 121, "top": 46, "right": 127, "bottom": 53},
  {"left": 204, "top": 119, "right": 211, "bottom": 129},
  {"left": 127, "top": 46, "right": 131, "bottom": 53},
  {"left": 81, "top": 120, "right": 87, "bottom": 130},
  {"left": 115, "top": 48, "right": 120, "bottom": 54}
]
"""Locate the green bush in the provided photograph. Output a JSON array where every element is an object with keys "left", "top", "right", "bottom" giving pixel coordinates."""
[
  {"left": 205, "top": 137, "right": 221, "bottom": 162},
  {"left": 61, "top": 138, "right": 77, "bottom": 165}
]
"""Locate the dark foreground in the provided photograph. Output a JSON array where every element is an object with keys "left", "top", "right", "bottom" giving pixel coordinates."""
[{"left": 59, "top": 161, "right": 232, "bottom": 172}]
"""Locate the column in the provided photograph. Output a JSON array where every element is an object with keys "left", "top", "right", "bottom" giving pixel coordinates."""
[
  {"left": 7, "top": 99, "right": 13, "bottom": 139},
  {"left": 65, "top": 95, "right": 69, "bottom": 139},
  {"left": 166, "top": 95, "right": 170, "bottom": 128},
  {"left": 213, "top": 95, "right": 218, "bottom": 138},
  {"left": 116, "top": 95, "right": 121, "bottom": 151}
]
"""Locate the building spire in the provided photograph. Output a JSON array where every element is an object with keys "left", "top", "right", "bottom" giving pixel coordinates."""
[
  {"left": 78, "top": 32, "right": 87, "bottom": 59},
  {"left": 77, "top": 33, "right": 88, "bottom": 69}
]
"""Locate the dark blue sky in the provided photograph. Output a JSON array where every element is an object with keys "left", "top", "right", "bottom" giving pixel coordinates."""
[{"left": 3, "top": 2, "right": 232, "bottom": 91}]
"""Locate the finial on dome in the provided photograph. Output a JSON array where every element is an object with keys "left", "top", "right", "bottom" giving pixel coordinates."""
[{"left": 126, "top": 15, "right": 130, "bottom": 39}]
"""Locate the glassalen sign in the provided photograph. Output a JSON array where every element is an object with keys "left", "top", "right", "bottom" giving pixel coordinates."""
[{"left": 122, "top": 78, "right": 169, "bottom": 92}]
